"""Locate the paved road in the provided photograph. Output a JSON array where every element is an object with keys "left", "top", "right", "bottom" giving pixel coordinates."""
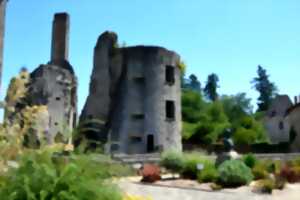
[{"left": 119, "top": 181, "right": 300, "bottom": 200}]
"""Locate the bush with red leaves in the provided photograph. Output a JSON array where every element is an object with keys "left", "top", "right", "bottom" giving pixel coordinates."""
[
  {"left": 280, "top": 165, "right": 300, "bottom": 183},
  {"left": 141, "top": 164, "right": 161, "bottom": 183}
]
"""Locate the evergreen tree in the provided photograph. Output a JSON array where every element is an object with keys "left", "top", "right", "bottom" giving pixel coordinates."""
[
  {"left": 252, "top": 65, "right": 278, "bottom": 112},
  {"left": 189, "top": 74, "right": 201, "bottom": 93},
  {"left": 204, "top": 73, "right": 219, "bottom": 101}
]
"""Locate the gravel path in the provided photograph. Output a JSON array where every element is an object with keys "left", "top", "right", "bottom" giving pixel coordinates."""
[{"left": 119, "top": 180, "right": 300, "bottom": 200}]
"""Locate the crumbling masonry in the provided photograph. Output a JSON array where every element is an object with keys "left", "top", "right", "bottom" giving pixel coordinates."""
[
  {"left": 80, "top": 32, "right": 182, "bottom": 154},
  {"left": 27, "top": 13, "right": 77, "bottom": 143}
]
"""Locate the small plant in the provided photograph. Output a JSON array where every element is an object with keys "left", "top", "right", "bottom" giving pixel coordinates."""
[
  {"left": 280, "top": 165, "right": 300, "bottom": 183},
  {"left": 181, "top": 152, "right": 214, "bottom": 180},
  {"left": 252, "top": 163, "right": 269, "bottom": 180},
  {"left": 242, "top": 154, "right": 257, "bottom": 169},
  {"left": 256, "top": 179, "right": 275, "bottom": 194},
  {"left": 210, "top": 183, "right": 222, "bottom": 191},
  {"left": 160, "top": 150, "right": 184, "bottom": 175},
  {"left": 218, "top": 159, "right": 253, "bottom": 187},
  {"left": 197, "top": 164, "right": 219, "bottom": 183},
  {"left": 0, "top": 149, "right": 123, "bottom": 200}
]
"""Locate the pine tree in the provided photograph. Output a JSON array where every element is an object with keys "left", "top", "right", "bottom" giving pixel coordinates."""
[
  {"left": 204, "top": 73, "right": 219, "bottom": 101},
  {"left": 252, "top": 65, "right": 278, "bottom": 111},
  {"left": 189, "top": 74, "right": 201, "bottom": 93}
]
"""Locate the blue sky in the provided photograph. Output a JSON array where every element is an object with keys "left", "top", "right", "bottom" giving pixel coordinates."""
[{"left": 3, "top": 0, "right": 300, "bottom": 114}]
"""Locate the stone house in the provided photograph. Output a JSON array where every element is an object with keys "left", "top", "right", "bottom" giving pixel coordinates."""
[
  {"left": 285, "top": 103, "right": 300, "bottom": 151},
  {"left": 264, "top": 95, "right": 300, "bottom": 152},
  {"left": 80, "top": 31, "right": 182, "bottom": 154},
  {"left": 264, "top": 95, "right": 292, "bottom": 144}
]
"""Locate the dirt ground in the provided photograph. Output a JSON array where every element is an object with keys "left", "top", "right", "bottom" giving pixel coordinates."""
[{"left": 118, "top": 177, "right": 300, "bottom": 200}]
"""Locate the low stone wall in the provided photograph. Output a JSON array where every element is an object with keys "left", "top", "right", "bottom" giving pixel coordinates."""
[{"left": 112, "top": 153, "right": 300, "bottom": 164}]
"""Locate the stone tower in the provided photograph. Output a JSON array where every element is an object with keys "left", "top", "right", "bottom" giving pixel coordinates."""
[
  {"left": 0, "top": 0, "right": 7, "bottom": 91},
  {"left": 80, "top": 31, "right": 182, "bottom": 154},
  {"left": 29, "top": 13, "right": 77, "bottom": 143}
]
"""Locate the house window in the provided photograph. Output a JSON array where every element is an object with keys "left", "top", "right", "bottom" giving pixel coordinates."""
[
  {"left": 166, "top": 65, "right": 175, "bottom": 85},
  {"left": 110, "top": 144, "right": 119, "bottom": 152},
  {"left": 166, "top": 101, "right": 175, "bottom": 120},
  {"left": 279, "top": 121, "right": 284, "bottom": 130},
  {"left": 133, "top": 77, "right": 145, "bottom": 84},
  {"left": 130, "top": 136, "right": 142, "bottom": 143},
  {"left": 56, "top": 97, "right": 61, "bottom": 101},
  {"left": 132, "top": 114, "right": 145, "bottom": 120}
]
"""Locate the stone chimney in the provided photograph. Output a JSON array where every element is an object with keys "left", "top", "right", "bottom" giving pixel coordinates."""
[
  {"left": 0, "top": 0, "right": 7, "bottom": 92},
  {"left": 51, "top": 13, "right": 69, "bottom": 64}
]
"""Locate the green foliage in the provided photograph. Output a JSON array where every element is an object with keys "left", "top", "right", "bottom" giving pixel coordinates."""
[
  {"left": 252, "top": 65, "right": 278, "bottom": 112},
  {"left": 0, "top": 150, "right": 123, "bottom": 200},
  {"left": 181, "top": 73, "right": 269, "bottom": 147},
  {"left": 160, "top": 150, "right": 184, "bottom": 174},
  {"left": 182, "top": 122, "right": 198, "bottom": 140},
  {"left": 192, "top": 123, "right": 215, "bottom": 144},
  {"left": 197, "top": 164, "right": 219, "bottom": 183},
  {"left": 252, "top": 163, "right": 270, "bottom": 180},
  {"left": 233, "top": 128, "right": 257, "bottom": 145},
  {"left": 186, "top": 101, "right": 231, "bottom": 145},
  {"left": 233, "top": 116, "right": 268, "bottom": 145},
  {"left": 220, "top": 93, "right": 253, "bottom": 124},
  {"left": 242, "top": 154, "right": 257, "bottom": 169},
  {"left": 204, "top": 73, "right": 219, "bottom": 102},
  {"left": 177, "top": 60, "right": 186, "bottom": 74},
  {"left": 182, "top": 90, "right": 207, "bottom": 123},
  {"left": 256, "top": 179, "right": 275, "bottom": 194},
  {"left": 251, "top": 159, "right": 282, "bottom": 180},
  {"left": 182, "top": 74, "right": 202, "bottom": 93},
  {"left": 207, "top": 101, "right": 228, "bottom": 123},
  {"left": 218, "top": 159, "right": 254, "bottom": 187},
  {"left": 181, "top": 152, "right": 214, "bottom": 180}
]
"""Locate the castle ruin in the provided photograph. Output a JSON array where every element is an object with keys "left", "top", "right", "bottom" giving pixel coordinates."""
[
  {"left": 3, "top": 11, "right": 182, "bottom": 153},
  {"left": 80, "top": 32, "right": 182, "bottom": 154},
  {"left": 27, "top": 13, "right": 77, "bottom": 143}
]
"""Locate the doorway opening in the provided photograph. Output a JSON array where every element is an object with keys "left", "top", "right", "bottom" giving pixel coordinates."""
[{"left": 147, "top": 134, "right": 154, "bottom": 153}]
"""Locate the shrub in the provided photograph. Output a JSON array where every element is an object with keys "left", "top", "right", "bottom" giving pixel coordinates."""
[
  {"left": 242, "top": 154, "right": 257, "bottom": 169},
  {"left": 287, "top": 157, "right": 300, "bottom": 167},
  {"left": 0, "top": 149, "right": 123, "bottom": 200},
  {"left": 280, "top": 165, "right": 300, "bottom": 183},
  {"left": 160, "top": 150, "right": 184, "bottom": 174},
  {"left": 197, "top": 164, "right": 219, "bottom": 183},
  {"left": 181, "top": 152, "right": 214, "bottom": 180},
  {"left": 256, "top": 179, "right": 275, "bottom": 194},
  {"left": 252, "top": 164, "right": 269, "bottom": 180},
  {"left": 218, "top": 159, "right": 253, "bottom": 187}
]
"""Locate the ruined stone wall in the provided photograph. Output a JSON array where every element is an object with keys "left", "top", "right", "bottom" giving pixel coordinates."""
[
  {"left": 29, "top": 64, "right": 76, "bottom": 143},
  {"left": 109, "top": 47, "right": 182, "bottom": 154},
  {"left": 26, "top": 12, "right": 77, "bottom": 144},
  {"left": 81, "top": 31, "right": 182, "bottom": 154}
]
